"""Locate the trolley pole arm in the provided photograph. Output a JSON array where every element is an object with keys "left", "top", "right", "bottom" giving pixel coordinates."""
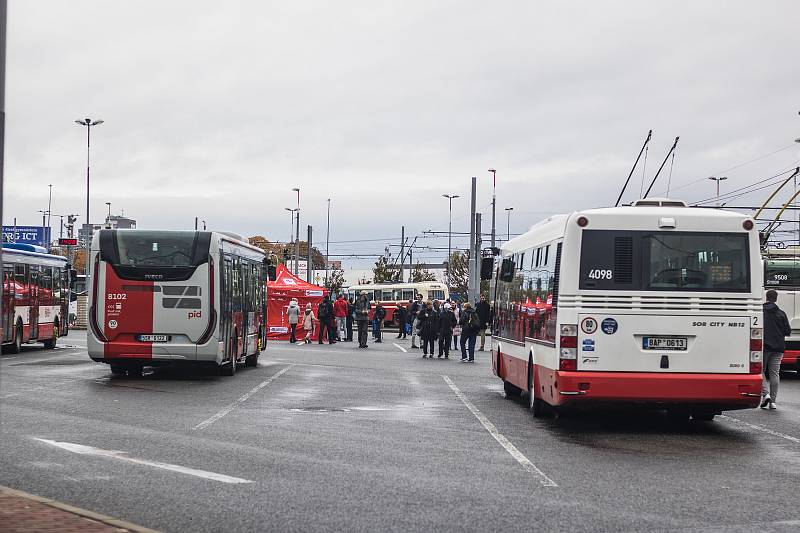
[
  {"left": 615, "top": 130, "right": 652, "bottom": 207},
  {"left": 755, "top": 167, "right": 800, "bottom": 220},
  {"left": 643, "top": 136, "right": 680, "bottom": 199},
  {"left": 763, "top": 167, "right": 800, "bottom": 239}
]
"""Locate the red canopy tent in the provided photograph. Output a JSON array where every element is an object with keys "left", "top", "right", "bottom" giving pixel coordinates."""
[{"left": 267, "top": 264, "right": 328, "bottom": 341}]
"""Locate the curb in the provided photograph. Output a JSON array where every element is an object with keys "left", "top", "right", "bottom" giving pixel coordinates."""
[{"left": 0, "top": 485, "right": 161, "bottom": 533}]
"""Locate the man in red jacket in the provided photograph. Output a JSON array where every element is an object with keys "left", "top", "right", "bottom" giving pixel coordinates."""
[{"left": 333, "top": 294, "right": 349, "bottom": 341}]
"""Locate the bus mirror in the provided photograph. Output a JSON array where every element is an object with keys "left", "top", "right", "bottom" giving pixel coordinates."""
[
  {"left": 480, "top": 257, "right": 494, "bottom": 280},
  {"left": 500, "top": 258, "right": 515, "bottom": 282}
]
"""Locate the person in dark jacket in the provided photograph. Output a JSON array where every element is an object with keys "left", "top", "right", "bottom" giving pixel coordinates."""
[
  {"left": 761, "top": 289, "right": 792, "bottom": 409},
  {"left": 374, "top": 301, "right": 386, "bottom": 343},
  {"left": 459, "top": 302, "right": 480, "bottom": 362},
  {"left": 417, "top": 301, "right": 439, "bottom": 358},
  {"left": 395, "top": 304, "right": 409, "bottom": 339},
  {"left": 346, "top": 297, "right": 355, "bottom": 342},
  {"left": 355, "top": 292, "right": 370, "bottom": 348},
  {"left": 476, "top": 294, "right": 491, "bottom": 351},
  {"left": 438, "top": 303, "right": 457, "bottom": 358},
  {"left": 317, "top": 295, "right": 336, "bottom": 345}
]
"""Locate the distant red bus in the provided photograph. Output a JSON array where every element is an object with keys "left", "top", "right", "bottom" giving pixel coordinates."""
[
  {"left": 2, "top": 243, "right": 71, "bottom": 352},
  {"left": 346, "top": 281, "right": 449, "bottom": 325}
]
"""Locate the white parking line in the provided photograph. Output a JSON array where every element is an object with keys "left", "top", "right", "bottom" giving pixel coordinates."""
[
  {"left": 33, "top": 438, "right": 252, "bottom": 484},
  {"left": 720, "top": 415, "right": 800, "bottom": 444},
  {"left": 442, "top": 375, "right": 557, "bottom": 487},
  {"left": 193, "top": 365, "right": 292, "bottom": 430},
  {"left": 393, "top": 343, "right": 407, "bottom": 353}
]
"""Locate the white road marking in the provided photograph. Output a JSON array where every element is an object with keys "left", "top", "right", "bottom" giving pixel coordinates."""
[
  {"left": 720, "top": 415, "right": 800, "bottom": 444},
  {"left": 193, "top": 365, "right": 292, "bottom": 430},
  {"left": 393, "top": 343, "right": 407, "bottom": 353},
  {"left": 442, "top": 375, "right": 557, "bottom": 487},
  {"left": 33, "top": 438, "right": 252, "bottom": 484}
]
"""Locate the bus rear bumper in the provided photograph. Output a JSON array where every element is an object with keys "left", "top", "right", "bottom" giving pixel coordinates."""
[{"left": 554, "top": 371, "right": 762, "bottom": 410}]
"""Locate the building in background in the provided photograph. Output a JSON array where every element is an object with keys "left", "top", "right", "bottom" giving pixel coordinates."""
[{"left": 78, "top": 215, "right": 136, "bottom": 246}]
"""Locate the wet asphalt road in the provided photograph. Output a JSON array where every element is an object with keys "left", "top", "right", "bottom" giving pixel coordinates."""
[{"left": 2, "top": 331, "right": 800, "bottom": 532}]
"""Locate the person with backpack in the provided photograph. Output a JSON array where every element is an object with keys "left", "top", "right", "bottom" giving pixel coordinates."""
[
  {"left": 459, "top": 302, "right": 480, "bottom": 362},
  {"left": 395, "top": 303, "right": 408, "bottom": 339},
  {"left": 476, "top": 294, "right": 491, "bottom": 351},
  {"left": 438, "top": 303, "right": 456, "bottom": 359},
  {"left": 355, "top": 291, "right": 371, "bottom": 348},
  {"left": 286, "top": 298, "right": 300, "bottom": 343},
  {"left": 346, "top": 297, "right": 355, "bottom": 342},
  {"left": 374, "top": 301, "right": 386, "bottom": 343},
  {"left": 317, "top": 295, "right": 336, "bottom": 345},
  {"left": 761, "top": 289, "right": 792, "bottom": 409}
]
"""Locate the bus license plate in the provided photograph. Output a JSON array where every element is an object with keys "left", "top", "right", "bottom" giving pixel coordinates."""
[
  {"left": 643, "top": 336, "right": 687, "bottom": 351},
  {"left": 137, "top": 334, "right": 168, "bottom": 343}
]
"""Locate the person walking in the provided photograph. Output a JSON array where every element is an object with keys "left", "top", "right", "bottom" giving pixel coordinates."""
[
  {"left": 317, "top": 295, "right": 335, "bottom": 345},
  {"left": 459, "top": 302, "right": 480, "bottom": 362},
  {"left": 476, "top": 294, "right": 491, "bottom": 351},
  {"left": 438, "top": 302, "right": 456, "bottom": 359},
  {"left": 355, "top": 291, "right": 370, "bottom": 348},
  {"left": 761, "top": 289, "right": 792, "bottom": 409},
  {"left": 346, "top": 297, "right": 355, "bottom": 342},
  {"left": 395, "top": 303, "right": 408, "bottom": 339},
  {"left": 333, "top": 294, "right": 348, "bottom": 341},
  {"left": 301, "top": 303, "right": 316, "bottom": 344},
  {"left": 287, "top": 298, "right": 300, "bottom": 343},
  {"left": 410, "top": 294, "right": 423, "bottom": 348},
  {"left": 452, "top": 301, "right": 461, "bottom": 351},
  {"left": 418, "top": 301, "right": 438, "bottom": 358},
  {"left": 374, "top": 301, "right": 386, "bottom": 343}
]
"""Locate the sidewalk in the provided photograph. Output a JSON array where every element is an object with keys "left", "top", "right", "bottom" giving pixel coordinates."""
[{"left": 0, "top": 486, "right": 159, "bottom": 533}]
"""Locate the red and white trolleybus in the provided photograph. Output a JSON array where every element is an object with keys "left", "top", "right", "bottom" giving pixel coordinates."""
[
  {"left": 2, "top": 243, "right": 71, "bottom": 352},
  {"left": 87, "top": 230, "right": 271, "bottom": 376},
  {"left": 492, "top": 199, "right": 763, "bottom": 420}
]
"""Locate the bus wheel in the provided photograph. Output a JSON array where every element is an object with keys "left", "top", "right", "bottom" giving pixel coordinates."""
[
  {"left": 503, "top": 380, "right": 521, "bottom": 398},
  {"left": 8, "top": 322, "right": 23, "bottom": 354},
  {"left": 110, "top": 364, "right": 127, "bottom": 376},
  {"left": 221, "top": 336, "right": 238, "bottom": 376},
  {"left": 128, "top": 365, "right": 144, "bottom": 378},
  {"left": 528, "top": 361, "right": 545, "bottom": 418},
  {"left": 43, "top": 321, "right": 59, "bottom": 349},
  {"left": 245, "top": 352, "right": 259, "bottom": 367}
]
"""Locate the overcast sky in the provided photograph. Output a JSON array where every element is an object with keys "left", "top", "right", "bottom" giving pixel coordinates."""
[{"left": 4, "top": 1, "right": 800, "bottom": 277}]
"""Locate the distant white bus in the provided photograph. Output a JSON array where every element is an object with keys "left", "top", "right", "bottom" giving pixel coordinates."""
[
  {"left": 492, "top": 199, "right": 763, "bottom": 420},
  {"left": 347, "top": 281, "right": 449, "bottom": 325},
  {"left": 88, "top": 230, "right": 270, "bottom": 376},
  {"left": 763, "top": 247, "right": 800, "bottom": 372}
]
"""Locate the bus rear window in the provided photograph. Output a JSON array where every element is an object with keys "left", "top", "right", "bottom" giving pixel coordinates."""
[{"left": 579, "top": 230, "right": 750, "bottom": 292}]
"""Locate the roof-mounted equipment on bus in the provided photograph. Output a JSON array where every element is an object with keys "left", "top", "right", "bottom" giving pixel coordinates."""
[{"left": 632, "top": 198, "right": 687, "bottom": 207}]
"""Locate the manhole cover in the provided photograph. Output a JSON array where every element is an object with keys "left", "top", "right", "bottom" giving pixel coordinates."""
[{"left": 290, "top": 407, "right": 350, "bottom": 413}]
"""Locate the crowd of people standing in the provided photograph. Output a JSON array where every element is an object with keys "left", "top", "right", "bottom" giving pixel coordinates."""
[{"left": 287, "top": 290, "right": 493, "bottom": 364}]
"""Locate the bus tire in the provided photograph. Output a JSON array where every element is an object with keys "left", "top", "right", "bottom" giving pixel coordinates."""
[
  {"left": 221, "top": 335, "right": 238, "bottom": 376},
  {"left": 245, "top": 353, "right": 259, "bottom": 367},
  {"left": 128, "top": 365, "right": 144, "bottom": 378},
  {"left": 8, "top": 322, "right": 23, "bottom": 354},
  {"left": 528, "top": 358, "right": 545, "bottom": 417},
  {"left": 43, "top": 320, "right": 59, "bottom": 349},
  {"left": 110, "top": 364, "right": 127, "bottom": 375},
  {"left": 503, "top": 380, "right": 521, "bottom": 398}
]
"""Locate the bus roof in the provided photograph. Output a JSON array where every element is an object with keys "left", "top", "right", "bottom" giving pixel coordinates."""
[{"left": 1, "top": 243, "right": 70, "bottom": 263}]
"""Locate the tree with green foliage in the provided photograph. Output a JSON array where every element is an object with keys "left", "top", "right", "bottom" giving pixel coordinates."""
[
  {"left": 325, "top": 269, "right": 346, "bottom": 294},
  {"left": 411, "top": 262, "right": 438, "bottom": 282},
  {"left": 372, "top": 256, "right": 394, "bottom": 283}
]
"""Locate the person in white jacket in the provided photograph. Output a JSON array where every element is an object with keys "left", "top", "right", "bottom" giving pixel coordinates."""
[{"left": 287, "top": 298, "right": 301, "bottom": 343}]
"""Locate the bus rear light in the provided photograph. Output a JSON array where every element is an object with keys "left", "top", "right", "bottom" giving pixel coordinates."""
[
  {"left": 560, "top": 336, "right": 577, "bottom": 349},
  {"left": 750, "top": 339, "right": 763, "bottom": 351},
  {"left": 559, "top": 323, "right": 578, "bottom": 371},
  {"left": 750, "top": 327, "right": 762, "bottom": 374},
  {"left": 560, "top": 324, "right": 578, "bottom": 337},
  {"left": 560, "top": 359, "right": 577, "bottom": 371}
]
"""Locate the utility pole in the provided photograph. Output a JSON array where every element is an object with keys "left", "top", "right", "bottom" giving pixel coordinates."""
[
  {"left": 75, "top": 117, "right": 104, "bottom": 277},
  {"left": 399, "top": 226, "right": 405, "bottom": 282},
  {"left": 473, "top": 213, "right": 482, "bottom": 304},
  {"left": 293, "top": 187, "right": 300, "bottom": 276},
  {"left": 325, "top": 198, "right": 330, "bottom": 287},
  {"left": 505, "top": 207, "right": 514, "bottom": 241},
  {"left": 488, "top": 169, "right": 496, "bottom": 248},
  {"left": 468, "top": 177, "right": 477, "bottom": 302},
  {"left": 47, "top": 184, "right": 52, "bottom": 250},
  {"left": 443, "top": 194, "right": 459, "bottom": 287},
  {"left": 307, "top": 225, "right": 313, "bottom": 284},
  {"left": 194, "top": 217, "right": 198, "bottom": 231}
]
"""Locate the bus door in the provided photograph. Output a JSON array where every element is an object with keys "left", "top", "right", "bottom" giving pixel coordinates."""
[
  {"left": 221, "top": 254, "right": 234, "bottom": 358},
  {"left": 2, "top": 265, "right": 13, "bottom": 341},
  {"left": 29, "top": 266, "right": 40, "bottom": 340}
]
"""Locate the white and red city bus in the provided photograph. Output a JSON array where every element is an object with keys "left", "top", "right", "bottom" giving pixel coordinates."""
[
  {"left": 763, "top": 247, "right": 800, "bottom": 372},
  {"left": 2, "top": 243, "right": 71, "bottom": 352},
  {"left": 492, "top": 199, "right": 763, "bottom": 420},
  {"left": 87, "top": 230, "right": 270, "bottom": 376},
  {"left": 346, "top": 281, "right": 449, "bottom": 325}
]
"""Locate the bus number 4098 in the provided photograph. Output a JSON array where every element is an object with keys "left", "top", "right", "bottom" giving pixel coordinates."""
[{"left": 588, "top": 269, "right": 613, "bottom": 280}]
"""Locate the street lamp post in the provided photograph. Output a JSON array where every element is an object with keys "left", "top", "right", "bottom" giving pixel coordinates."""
[
  {"left": 37, "top": 210, "right": 48, "bottom": 247},
  {"left": 285, "top": 207, "right": 297, "bottom": 262},
  {"left": 325, "top": 198, "right": 331, "bottom": 287},
  {"left": 75, "top": 118, "right": 103, "bottom": 277},
  {"left": 442, "top": 194, "right": 460, "bottom": 286},
  {"left": 292, "top": 187, "right": 300, "bottom": 276},
  {"left": 708, "top": 176, "right": 727, "bottom": 207},
  {"left": 505, "top": 207, "right": 514, "bottom": 241},
  {"left": 46, "top": 184, "right": 52, "bottom": 250},
  {"left": 488, "top": 169, "right": 496, "bottom": 248}
]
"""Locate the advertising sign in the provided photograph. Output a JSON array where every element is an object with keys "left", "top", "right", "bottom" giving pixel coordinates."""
[{"left": 2, "top": 226, "right": 51, "bottom": 246}]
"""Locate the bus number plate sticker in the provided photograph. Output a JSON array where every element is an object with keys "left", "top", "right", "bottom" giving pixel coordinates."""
[
  {"left": 137, "top": 334, "right": 168, "bottom": 342},
  {"left": 642, "top": 337, "right": 687, "bottom": 351}
]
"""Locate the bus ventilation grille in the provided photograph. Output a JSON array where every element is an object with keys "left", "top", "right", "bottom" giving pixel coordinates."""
[{"left": 614, "top": 237, "right": 633, "bottom": 284}]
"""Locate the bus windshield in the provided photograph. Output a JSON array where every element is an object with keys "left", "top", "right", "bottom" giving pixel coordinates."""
[
  {"left": 765, "top": 258, "right": 800, "bottom": 288},
  {"left": 114, "top": 231, "right": 199, "bottom": 267},
  {"left": 579, "top": 230, "right": 750, "bottom": 292}
]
